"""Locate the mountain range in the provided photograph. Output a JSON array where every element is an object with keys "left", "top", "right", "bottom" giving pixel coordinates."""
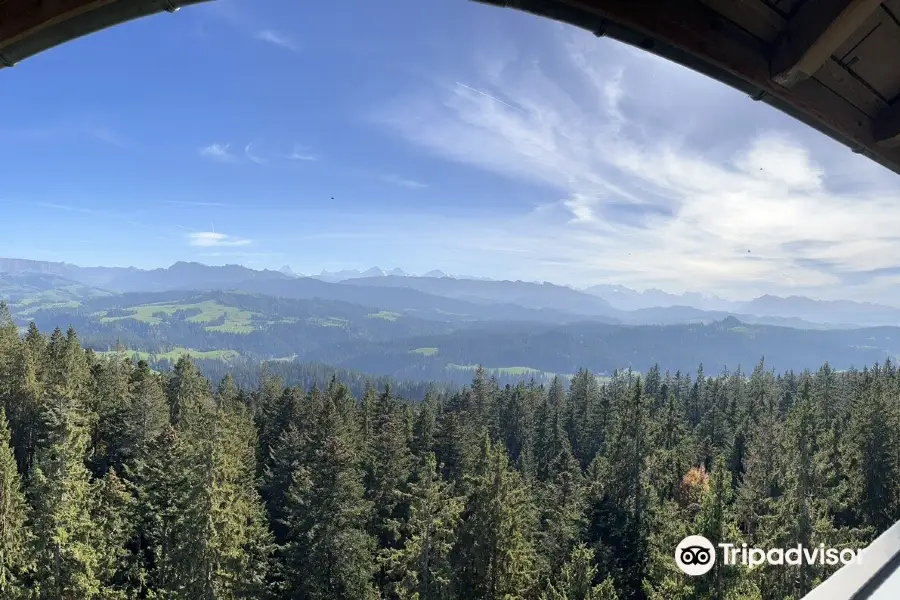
[
  {"left": 7, "top": 257, "right": 900, "bottom": 382},
  {"left": 3, "top": 257, "right": 900, "bottom": 328}
]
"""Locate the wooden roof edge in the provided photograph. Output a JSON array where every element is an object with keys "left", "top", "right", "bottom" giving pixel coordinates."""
[
  {"left": 0, "top": 0, "right": 213, "bottom": 69},
  {"left": 474, "top": 0, "right": 900, "bottom": 177}
]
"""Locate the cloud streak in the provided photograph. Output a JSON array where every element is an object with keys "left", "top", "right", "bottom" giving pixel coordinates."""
[
  {"left": 187, "top": 232, "right": 251, "bottom": 247},
  {"left": 374, "top": 26, "right": 900, "bottom": 302},
  {"left": 287, "top": 145, "right": 318, "bottom": 161},
  {"left": 164, "top": 200, "right": 231, "bottom": 208},
  {"left": 255, "top": 29, "right": 298, "bottom": 52},
  {"left": 199, "top": 143, "right": 237, "bottom": 163},
  {"left": 245, "top": 143, "right": 266, "bottom": 164},
  {"left": 380, "top": 174, "right": 428, "bottom": 190},
  {"left": 200, "top": 142, "right": 315, "bottom": 165}
]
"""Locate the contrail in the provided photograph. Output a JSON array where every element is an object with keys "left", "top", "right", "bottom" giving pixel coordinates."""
[{"left": 456, "top": 82, "right": 524, "bottom": 112}]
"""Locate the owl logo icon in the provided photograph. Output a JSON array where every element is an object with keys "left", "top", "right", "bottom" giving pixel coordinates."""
[{"left": 675, "top": 535, "right": 716, "bottom": 576}]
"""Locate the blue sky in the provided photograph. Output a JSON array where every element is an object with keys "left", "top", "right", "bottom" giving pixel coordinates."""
[{"left": 2, "top": 0, "right": 900, "bottom": 302}]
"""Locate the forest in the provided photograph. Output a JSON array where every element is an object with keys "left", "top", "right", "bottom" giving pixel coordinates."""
[
  {"left": 20, "top": 288, "right": 900, "bottom": 382},
  {"left": 0, "top": 303, "right": 896, "bottom": 599}
]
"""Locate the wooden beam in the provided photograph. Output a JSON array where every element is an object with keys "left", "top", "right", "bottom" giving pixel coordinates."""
[
  {"left": 550, "top": 0, "right": 900, "bottom": 174},
  {"left": 0, "top": 0, "right": 116, "bottom": 52},
  {"left": 697, "top": 0, "right": 786, "bottom": 44},
  {"left": 874, "top": 102, "right": 900, "bottom": 147},
  {"left": 771, "top": 0, "right": 883, "bottom": 88}
]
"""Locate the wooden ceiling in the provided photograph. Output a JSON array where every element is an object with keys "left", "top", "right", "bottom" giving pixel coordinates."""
[
  {"left": 477, "top": 0, "right": 900, "bottom": 177},
  {"left": 0, "top": 0, "right": 209, "bottom": 68}
]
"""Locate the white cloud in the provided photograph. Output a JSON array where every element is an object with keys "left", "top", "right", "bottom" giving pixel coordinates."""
[
  {"left": 380, "top": 174, "right": 428, "bottom": 189},
  {"left": 245, "top": 143, "right": 266, "bottom": 164},
  {"left": 373, "top": 25, "right": 900, "bottom": 302},
  {"left": 187, "top": 232, "right": 251, "bottom": 247},
  {"left": 199, "top": 251, "right": 282, "bottom": 258},
  {"left": 287, "top": 145, "right": 318, "bottom": 161},
  {"left": 199, "top": 143, "right": 236, "bottom": 163},
  {"left": 255, "top": 30, "right": 298, "bottom": 52},
  {"left": 164, "top": 200, "right": 230, "bottom": 208}
]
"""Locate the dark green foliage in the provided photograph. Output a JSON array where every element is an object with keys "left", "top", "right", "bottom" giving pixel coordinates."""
[
  {"left": 0, "top": 321, "right": 898, "bottom": 599},
  {"left": 0, "top": 407, "right": 27, "bottom": 596}
]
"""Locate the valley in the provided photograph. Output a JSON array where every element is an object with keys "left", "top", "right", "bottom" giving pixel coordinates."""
[{"left": 5, "top": 259, "right": 900, "bottom": 386}]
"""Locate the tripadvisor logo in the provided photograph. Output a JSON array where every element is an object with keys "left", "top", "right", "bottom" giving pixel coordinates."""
[
  {"left": 675, "top": 535, "right": 716, "bottom": 576},
  {"left": 674, "top": 535, "right": 866, "bottom": 576}
]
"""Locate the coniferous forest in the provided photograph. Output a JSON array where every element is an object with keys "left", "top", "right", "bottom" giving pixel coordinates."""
[{"left": 1, "top": 306, "right": 898, "bottom": 599}]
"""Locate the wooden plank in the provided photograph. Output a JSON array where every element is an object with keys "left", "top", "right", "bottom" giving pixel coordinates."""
[
  {"left": 843, "top": 10, "right": 900, "bottom": 101},
  {"left": 762, "top": 0, "right": 807, "bottom": 16},
  {"left": 814, "top": 57, "right": 889, "bottom": 117},
  {"left": 883, "top": 0, "right": 900, "bottom": 20},
  {"left": 559, "top": 0, "right": 900, "bottom": 173},
  {"left": 698, "top": 0, "right": 786, "bottom": 43},
  {"left": 873, "top": 101, "right": 900, "bottom": 146},
  {"left": 833, "top": 9, "right": 882, "bottom": 60},
  {"left": 0, "top": 0, "right": 115, "bottom": 51},
  {"left": 771, "top": 0, "right": 884, "bottom": 88}
]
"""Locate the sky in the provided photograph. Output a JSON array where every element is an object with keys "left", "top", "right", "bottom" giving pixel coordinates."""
[{"left": 2, "top": 0, "right": 900, "bottom": 303}]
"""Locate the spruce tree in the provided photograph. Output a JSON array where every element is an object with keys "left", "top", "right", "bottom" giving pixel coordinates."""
[
  {"left": 381, "top": 453, "right": 463, "bottom": 600},
  {"left": 26, "top": 378, "right": 105, "bottom": 597},
  {"left": 453, "top": 437, "right": 538, "bottom": 599},
  {"left": 0, "top": 408, "right": 27, "bottom": 597},
  {"left": 278, "top": 384, "right": 376, "bottom": 599},
  {"left": 542, "top": 544, "right": 618, "bottom": 600}
]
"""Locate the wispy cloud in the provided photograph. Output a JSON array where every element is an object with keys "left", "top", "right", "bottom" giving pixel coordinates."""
[
  {"left": 199, "top": 251, "right": 283, "bottom": 258},
  {"left": 164, "top": 200, "right": 230, "bottom": 208},
  {"left": 455, "top": 82, "right": 525, "bottom": 113},
  {"left": 373, "top": 25, "right": 900, "bottom": 302},
  {"left": 87, "top": 127, "right": 127, "bottom": 148},
  {"left": 187, "top": 232, "right": 251, "bottom": 247},
  {"left": 245, "top": 143, "right": 266, "bottom": 164},
  {"left": 11, "top": 121, "right": 127, "bottom": 148},
  {"left": 204, "top": 3, "right": 298, "bottom": 53},
  {"left": 200, "top": 142, "right": 297, "bottom": 165},
  {"left": 287, "top": 144, "right": 318, "bottom": 161},
  {"left": 199, "top": 143, "right": 237, "bottom": 163},
  {"left": 255, "top": 29, "right": 298, "bottom": 52},
  {"left": 380, "top": 174, "right": 429, "bottom": 190}
]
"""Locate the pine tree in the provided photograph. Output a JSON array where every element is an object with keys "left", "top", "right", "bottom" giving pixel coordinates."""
[
  {"left": 694, "top": 456, "right": 758, "bottom": 600},
  {"left": 0, "top": 303, "right": 20, "bottom": 406},
  {"left": 412, "top": 391, "right": 438, "bottom": 458},
  {"left": 278, "top": 384, "right": 376, "bottom": 599},
  {"left": 542, "top": 544, "right": 618, "bottom": 600},
  {"left": 567, "top": 369, "right": 600, "bottom": 466},
  {"left": 736, "top": 408, "right": 781, "bottom": 538},
  {"left": 5, "top": 340, "right": 43, "bottom": 477},
  {"left": 452, "top": 437, "right": 538, "bottom": 599},
  {"left": 90, "top": 469, "right": 138, "bottom": 598},
  {"left": 254, "top": 368, "right": 285, "bottom": 474},
  {"left": 539, "top": 441, "right": 586, "bottom": 577},
  {"left": 841, "top": 370, "right": 897, "bottom": 534},
  {"left": 535, "top": 381, "right": 569, "bottom": 483},
  {"left": 366, "top": 386, "right": 413, "bottom": 556},
  {"left": 585, "top": 378, "right": 652, "bottom": 598},
  {"left": 166, "top": 356, "right": 213, "bottom": 431},
  {"left": 381, "top": 453, "right": 463, "bottom": 600},
  {"left": 134, "top": 424, "right": 202, "bottom": 596},
  {"left": 90, "top": 350, "right": 134, "bottom": 476},
  {"left": 196, "top": 401, "right": 274, "bottom": 598},
  {"left": 0, "top": 407, "right": 28, "bottom": 597},
  {"left": 26, "top": 380, "right": 106, "bottom": 597}
]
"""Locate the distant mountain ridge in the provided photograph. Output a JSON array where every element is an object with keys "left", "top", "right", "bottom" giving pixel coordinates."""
[
  {"left": 0, "top": 258, "right": 291, "bottom": 292},
  {"left": 737, "top": 294, "right": 900, "bottom": 328},
  {"left": 583, "top": 283, "right": 739, "bottom": 311},
  {"left": 341, "top": 275, "right": 617, "bottom": 317},
  {"left": 4, "top": 257, "right": 900, "bottom": 328}
]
